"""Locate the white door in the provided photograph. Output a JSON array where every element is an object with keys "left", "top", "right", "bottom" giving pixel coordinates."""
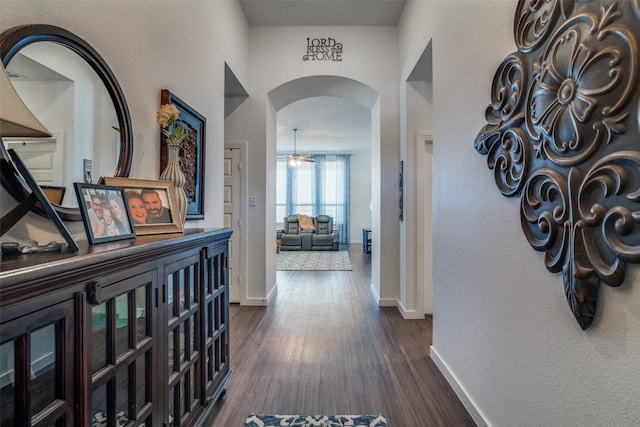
[
  {"left": 224, "top": 148, "right": 241, "bottom": 303},
  {"left": 5, "top": 137, "right": 61, "bottom": 185},
  {"left": 416, "top": 132, "right": 433, "bottom": 316},
  {"left": 423, "top": 139, "right": 433, "bottom": 314}
]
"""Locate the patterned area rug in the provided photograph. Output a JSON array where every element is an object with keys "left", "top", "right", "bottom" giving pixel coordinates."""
[
  {"left": 276, "top": 250, "right": 352, "bottom": 271},
  {"left": 245, "top": 414, "right": 388, "bottom": 426}
]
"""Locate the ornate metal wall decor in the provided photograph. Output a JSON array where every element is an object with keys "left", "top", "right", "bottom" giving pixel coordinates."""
[{"left": 475, "top": 0, "right": 640, "bottom": 330}]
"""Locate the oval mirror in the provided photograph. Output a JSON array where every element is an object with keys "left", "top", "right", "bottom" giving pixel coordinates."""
[{"left": 0, "top": 24, "right": 132, "bottom": 220}]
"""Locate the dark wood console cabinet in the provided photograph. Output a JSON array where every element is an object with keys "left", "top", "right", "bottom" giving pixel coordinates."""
[{"left": 0, "top": 228, "right": 232, "bottom": 427}]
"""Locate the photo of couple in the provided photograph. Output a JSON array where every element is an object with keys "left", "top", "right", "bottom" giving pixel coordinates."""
[
  {"left": 126, "top": 188, "right": 173, "bottom": 225},
  {"left": 101, "top": 178, "right": 184, "bottom": 235}
]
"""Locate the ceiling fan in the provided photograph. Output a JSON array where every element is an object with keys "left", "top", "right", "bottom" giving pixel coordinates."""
[{"left": 288, "top": 128, "right": 314, "bottom": 166}]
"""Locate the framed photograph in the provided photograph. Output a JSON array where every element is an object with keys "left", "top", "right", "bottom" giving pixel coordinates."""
[
  {"left": 5, "top": 148, "right": 79, "bottom": 252},
  {"left": 160, "top": 89, "right": 206, "bottom": 220},
  {"left": 74, "top": 183, "right": 136, "bottom": 244},
  {"left": 102, "top": 177, "right": 184, "bottom": 235}
]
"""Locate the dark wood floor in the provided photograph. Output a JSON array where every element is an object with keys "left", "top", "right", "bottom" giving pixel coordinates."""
[{"left": 208, "top": 245, "right": 476, "bottom": 426}]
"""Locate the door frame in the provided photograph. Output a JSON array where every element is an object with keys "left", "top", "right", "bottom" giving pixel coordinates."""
[
  {"left": 224, "top": 140, "right": 248, "bottom": 305},
  {"left": 416, "top": 131, "right": 433, "bottom": 315}
]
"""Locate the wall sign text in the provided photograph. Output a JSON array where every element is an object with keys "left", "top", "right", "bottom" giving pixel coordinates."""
[{"left": 303, "top": 37, "right": 343, "bottom": 61}]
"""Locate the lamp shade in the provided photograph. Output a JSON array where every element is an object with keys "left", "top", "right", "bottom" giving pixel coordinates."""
[{"left": 0, "top": 62, "right": 51, "bottom": 138}]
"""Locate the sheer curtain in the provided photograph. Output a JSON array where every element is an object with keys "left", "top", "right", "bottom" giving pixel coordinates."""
[{"left": 277, "top": 154, "right": 351, "bottom": 243}]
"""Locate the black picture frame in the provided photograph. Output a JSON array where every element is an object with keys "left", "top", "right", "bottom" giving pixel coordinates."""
[
  {"left": 74, "top": 183, "right": 136, "bottom": 244},
  {"left": 4, "top": 148, "right": 79, "bottom": 252},
  {"left": 159, "top": 89, "right": 206, "bottom": 220}
]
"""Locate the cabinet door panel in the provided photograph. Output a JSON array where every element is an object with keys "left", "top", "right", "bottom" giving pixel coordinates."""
[
  {"left": 0, "top": 299, "right": 76, "bottom": 426},
  {"left": 164, "top": 253, "right": 203, "bottom": 426},
  {"left": 202, "top": 244, "right": 230, "bottom": 402},
  {"left": 88, "top": 271, "right": 157, "bottom": 427}
]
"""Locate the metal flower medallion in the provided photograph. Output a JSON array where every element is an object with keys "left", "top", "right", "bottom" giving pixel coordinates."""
[{"left": 475, "top": 0, "right": 640, "bottom": 330}]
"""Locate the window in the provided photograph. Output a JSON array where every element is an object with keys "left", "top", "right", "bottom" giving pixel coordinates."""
[{"left": 276, "top": 154, "right": 350, "bottom": 243}]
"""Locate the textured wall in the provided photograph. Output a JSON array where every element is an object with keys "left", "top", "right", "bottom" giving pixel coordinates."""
[
  {"left": 399, "top": 1, "right": 640, "bottom": 425},
  {"left": 0, "top": 0, "right": 249, "bottom": 245}
]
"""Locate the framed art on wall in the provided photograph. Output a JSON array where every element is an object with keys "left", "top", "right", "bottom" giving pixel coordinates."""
[
  {"left": 74, "top": 183, "right": 136, "bottom": 244},
  {"left": 102, "top": 177, "right": 184, "bottom": 235},
  {"left": 159, "top": 89, "right": 206, "bottom": 220}
]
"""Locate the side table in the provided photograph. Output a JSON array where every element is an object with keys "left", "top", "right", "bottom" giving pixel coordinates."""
[{"left": 362, "top": 228, "right": 372, "bottom": 254}]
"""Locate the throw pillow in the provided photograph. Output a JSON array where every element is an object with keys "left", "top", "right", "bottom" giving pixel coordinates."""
[{"left": 297, "top": 214, "right": 315, "bottom": 231}]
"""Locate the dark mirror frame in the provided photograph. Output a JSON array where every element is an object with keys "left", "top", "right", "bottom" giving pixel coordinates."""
[{"left": 0, "top": 24, "right": 132, "bottom": 221}]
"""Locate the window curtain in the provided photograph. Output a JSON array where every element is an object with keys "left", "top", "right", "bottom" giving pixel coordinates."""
[
  {"left": 285, "top": 159, "right": 296, "bottom": 218},
  {"left": 335, "top": 154, "right": 350, "bottom": 244},
  {"left": 279, "top": 154, "right": 351, "bottom": 244},
  {"left": 313, "top": 154, "right": 326, "bottom": 216}
]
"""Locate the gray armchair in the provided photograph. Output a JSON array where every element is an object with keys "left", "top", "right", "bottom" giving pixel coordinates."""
[
  {"left": 277, "top": 214, "right": 313, "bottom": 251},
  {"left": 311, "top": 215, "right": 339, "bottom": 250},
  {"left": 276, "top": 214, "right": 339, "bottom": 251}
]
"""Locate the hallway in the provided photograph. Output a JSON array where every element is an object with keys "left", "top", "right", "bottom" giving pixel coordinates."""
[{"left": 209, "top": 245, "right": 475, "bottom": 426}]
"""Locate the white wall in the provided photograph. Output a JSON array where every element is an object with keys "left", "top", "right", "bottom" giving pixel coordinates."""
[
  {"left": 5, "top": 2, "right": 639, "bottom": 425},
  {"left": 399, "top": 1, "right": 640, "bottom": 426},
  {"left": 224, "top": 26, "right": 399, "bottom": 305},
  {"left": 350, "top": 150, "right": 372, "bottom": 243},
  {"left": 0, "top": 0, "right": 249, "bottom": 244}
]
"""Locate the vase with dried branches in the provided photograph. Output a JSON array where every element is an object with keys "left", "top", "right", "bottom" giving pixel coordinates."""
[{"left": 157, "top": 103, "right": 187, "bottom": 224}]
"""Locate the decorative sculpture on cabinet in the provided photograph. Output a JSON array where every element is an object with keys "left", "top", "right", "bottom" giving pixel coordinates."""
[{"left": 475, "top": 0, "right": 640, "bottom": 330}]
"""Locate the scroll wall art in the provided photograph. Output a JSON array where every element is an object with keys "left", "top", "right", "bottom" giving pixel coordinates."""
[{"left": 475, "top": 0, "right": 640, "bottom": 330}]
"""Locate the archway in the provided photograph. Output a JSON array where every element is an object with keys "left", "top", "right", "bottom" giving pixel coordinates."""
[{"left": 266, "top": 75, "right": 383, "bottom": 298}]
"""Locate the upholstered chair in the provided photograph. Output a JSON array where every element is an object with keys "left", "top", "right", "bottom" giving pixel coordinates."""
[
  {"left": 277, "top": 215, "right": 311, "bottom": 250},
  {"left": 311, "top": 215, "right": 339, "bottom": 251}
]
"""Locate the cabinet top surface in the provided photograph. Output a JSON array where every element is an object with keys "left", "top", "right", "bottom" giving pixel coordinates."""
[{"left": 0, "top": 227, "right": 232, "bottom": 281}]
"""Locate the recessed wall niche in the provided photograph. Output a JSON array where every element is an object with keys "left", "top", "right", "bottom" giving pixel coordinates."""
[{"left": 475, "top": 0, "right": 640, "bottom": 330}]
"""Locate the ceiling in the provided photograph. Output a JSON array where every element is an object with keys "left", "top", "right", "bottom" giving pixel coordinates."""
[
  {"left": 277, "top": 96, "right": 372, "bottom": 154},
  {"left": 238, "top": 0, "right": 407, "bottom": 155},
  {"left": 239, "top": 0, "right": 406, "bottom": 27}
]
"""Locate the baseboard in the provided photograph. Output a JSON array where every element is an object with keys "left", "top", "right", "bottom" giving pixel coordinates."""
[
  {"left": 397, "top": 301, "right": 425, "bottom": 319},
  {"left": 267, "top": 283, "right": 278, "bottom": 304},
  {"left": 242, "top": 284, "right": 277, "bottom": 306},
  {"left": 369, "top": 283, "right": 380, "bottom": 303},
  {"left": 369, "top": 283, "right": 395, "bottom": 306},
  {"left": 430, "top": 346, "right": 489, "bottom": 427},
  {"left": 242, "top": 297, "right": 269, "bottom": 306}
]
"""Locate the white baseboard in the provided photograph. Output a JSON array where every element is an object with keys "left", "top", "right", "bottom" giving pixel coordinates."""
[
  {"left": 430, "top": 346, "right": 489, "bottom": 427},
  {"left": 242, "top": 297, "right": 269, "bottom": 306},
  {"left": 397, "top": 301, "right": 425, "bottom": 319},
  {"left": 267, "top": 283, "right": 278, "bottom": 304},
  {"left": 370, "top": 283, "right": 396, "bottom": 306},
  {"left": 369, "top": 283, "right": 380, "bottom": 301},
  {"left": 242, "top": 284, "right": 277, "bottom": 306},
  {"left": 378, "top": 298, "right": 397, "bottom": 307}
]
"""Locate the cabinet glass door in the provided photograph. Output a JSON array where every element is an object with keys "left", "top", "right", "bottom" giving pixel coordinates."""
[
  {"left": 90, "top": 273, "right": 155, "bottom": 427},
  {"left": 0, "top": 301, "right": 75, "bottom": 426},
  {"left": 165, "top": 255, "right": 202, "bottom": 426},
  {"left": 203, "top": 246, "right": 230, "bottom": 401}
]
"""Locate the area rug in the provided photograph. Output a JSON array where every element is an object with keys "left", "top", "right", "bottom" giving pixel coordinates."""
[
  {"left": 245, "top": 414, "right": 388, "bottom": 427},
  {"left": 276, "top": 250, "right": 352, "bottom": 271}
]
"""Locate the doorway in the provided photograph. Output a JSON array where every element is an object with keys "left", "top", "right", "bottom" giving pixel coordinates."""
[
  {"left": 224, "top": 142, "right": 248, "bottom": 304},
  {"left": 267, "top": 76, "right": 382, "bottom": 295}
]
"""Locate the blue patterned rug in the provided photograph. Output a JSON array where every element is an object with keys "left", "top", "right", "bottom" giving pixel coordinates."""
[
  {"left": 245, "top": 414, "right": 388, "bottom": 426},
  {"left": 276, "top": 251, "right": 352, "bottom": 271}
]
